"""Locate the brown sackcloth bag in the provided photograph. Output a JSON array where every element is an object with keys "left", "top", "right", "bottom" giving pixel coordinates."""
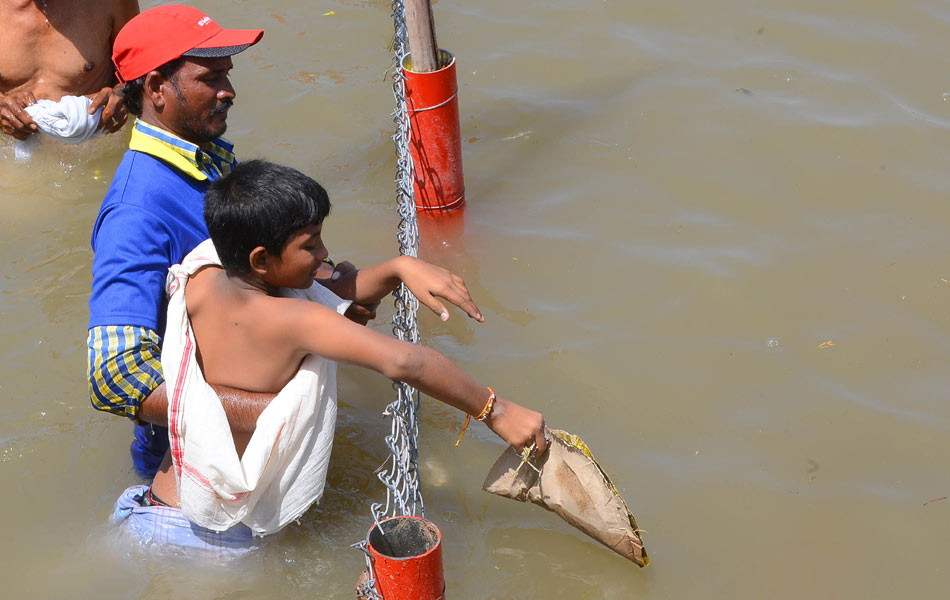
[{"left": 482, "top": 429, "right": 648, "bottom": 567}]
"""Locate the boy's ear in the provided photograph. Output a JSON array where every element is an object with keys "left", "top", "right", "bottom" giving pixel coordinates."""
[{"left": 248, "top": 246, "right": 272, "bottom": 276}]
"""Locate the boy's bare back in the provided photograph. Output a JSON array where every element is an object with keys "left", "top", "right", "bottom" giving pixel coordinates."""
[{"left": 186, "top": 265, "right": 329, "bottom": 394}]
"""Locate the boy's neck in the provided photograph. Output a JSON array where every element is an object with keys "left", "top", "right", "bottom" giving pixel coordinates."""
[{"left": 227, "top": 269, "right": 281, "bottom": 297}]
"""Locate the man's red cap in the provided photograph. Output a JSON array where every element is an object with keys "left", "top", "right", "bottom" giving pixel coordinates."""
[{"left": 113, "top": 4, "right": 263, "bottom": 83}]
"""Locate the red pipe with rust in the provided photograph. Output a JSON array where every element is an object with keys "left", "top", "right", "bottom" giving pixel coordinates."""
[{"left": 402, "top": 50, "right": 465, "bottom": 212}]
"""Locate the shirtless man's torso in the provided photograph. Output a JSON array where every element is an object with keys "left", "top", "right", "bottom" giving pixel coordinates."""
[{"left": 0, "top": 0, "right": 139, "bottom": 139}]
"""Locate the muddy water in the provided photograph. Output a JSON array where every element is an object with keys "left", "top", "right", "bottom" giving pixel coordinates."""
[{"left": 2, "top": 0, "right": 949, "bottom": 597}]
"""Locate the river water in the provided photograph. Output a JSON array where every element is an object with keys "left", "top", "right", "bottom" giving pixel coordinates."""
[{"left": 1, "top": 0, "right": 948, "bottom": 598}]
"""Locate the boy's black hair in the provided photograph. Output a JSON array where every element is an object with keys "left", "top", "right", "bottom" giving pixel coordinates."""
[{"left": 204, "top": 159, "right": 331, "bottom": 274}]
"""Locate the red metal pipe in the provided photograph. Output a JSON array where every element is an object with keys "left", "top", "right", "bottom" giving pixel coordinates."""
[
  {"left": 366, "top": 515, "right": 446, "bottom": 599},
  {"left": 402, "top": 50, "right": 465, "bottom": 212}
]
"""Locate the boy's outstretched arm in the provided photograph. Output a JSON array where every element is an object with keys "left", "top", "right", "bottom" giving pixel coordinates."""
[
  {"left": 282, "top": 299, "right": 545, "bottom": 454},
  {"left": 323, "top": 256, "right": 484, "bottom": 323}
]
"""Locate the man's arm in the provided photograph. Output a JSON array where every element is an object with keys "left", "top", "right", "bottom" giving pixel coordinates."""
[
  {"left": 114, "top": 0, "right": 141, "bottom": 33},
  {"left": 86, "top": 1, "right": 139, "bottom": 132},
  {"left": 87, "top": 325, "right": 164, "bottom": 423},
  {"left": 315, "top": 260, "right": 378, "bottom": 325},
  {"left": 138, "top": 381, "right": 273, "bottom": 431}
]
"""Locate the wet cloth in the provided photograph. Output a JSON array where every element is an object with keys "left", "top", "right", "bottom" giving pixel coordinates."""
[
  {"left": 164, "top": 239, "right": 351, "bottom": 535},
  {"left": 113, "top": 485, "right": 259, "bottom": 553},
  {"left": 26, "top": 95, "right": 102, "bottom": 143},
  {"left": 14, "top": 95, "right": 102, "bottom": 160}
]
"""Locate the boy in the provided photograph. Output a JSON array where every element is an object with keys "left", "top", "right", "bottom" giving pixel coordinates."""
[{"left": 141, "top": 160, "right": 547, "bottom": 538}]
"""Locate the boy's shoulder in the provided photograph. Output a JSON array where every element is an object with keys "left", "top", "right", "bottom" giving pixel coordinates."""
[
  {"left": 184, "top": 260, "right": 351, "bottom": 333},
  {"left": 186, "top": 267, "right": 294, "bottom": 318},
  {"left": 187, "top": 266, "right": 250, "bottom": 309}
]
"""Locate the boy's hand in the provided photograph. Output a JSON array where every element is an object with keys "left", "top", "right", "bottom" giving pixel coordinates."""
[
  {"left": 398, "top": 256, "right": 484, "bottom": 323},
  {"left": 484, "top": 397, "right": 548, "bottom": 456}
]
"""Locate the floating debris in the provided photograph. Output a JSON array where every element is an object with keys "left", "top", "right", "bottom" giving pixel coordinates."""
[{"left": 503, "top": 131, "right": 532, "bottom": 140}]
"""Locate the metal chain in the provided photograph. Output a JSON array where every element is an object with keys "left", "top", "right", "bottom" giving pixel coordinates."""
[
  {"left": 376, "top": 0, "right": 423, "bottom": 521},
  {"left": 355, "top": 2, "right": 421, "bottom": 597}
]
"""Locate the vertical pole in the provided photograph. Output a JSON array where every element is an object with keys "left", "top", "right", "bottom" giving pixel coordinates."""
[
  {"left": 400, "top": 0, "right": 465, "bottom": 213},
  {"left": 402, "top": 52, "right": 465, "bottom": 212},
  {"left": 404, "top": 0, "right": 440, "bottom": 72}
]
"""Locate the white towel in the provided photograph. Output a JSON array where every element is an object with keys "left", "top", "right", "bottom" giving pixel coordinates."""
[
  {"left": 24, "top": 95, "right": 102, "bottom": 143},
  {"left": 163, "top": 239, "right": 351, "bottom": 535}
]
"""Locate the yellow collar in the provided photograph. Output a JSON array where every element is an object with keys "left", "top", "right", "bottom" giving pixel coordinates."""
[{"left": 128, "top": 119, "right": 236, "bottom": 181}]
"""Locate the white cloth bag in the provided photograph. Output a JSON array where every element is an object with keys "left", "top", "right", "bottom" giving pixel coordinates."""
[{"left": 163, "top": 239, "right": 351, "bottom": 534}]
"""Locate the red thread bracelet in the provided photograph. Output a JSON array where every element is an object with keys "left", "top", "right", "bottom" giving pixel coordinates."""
[{"left": 455, "top": 387, "right": 496, "bottom": 446}]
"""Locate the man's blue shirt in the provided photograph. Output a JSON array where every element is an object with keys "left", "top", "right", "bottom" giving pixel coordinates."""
[
  {"left": 88, "top": 149, "right": 211, "bottom": 333},
  {"left": 87, "top": 119, "right": 236, "bottom": 478}
]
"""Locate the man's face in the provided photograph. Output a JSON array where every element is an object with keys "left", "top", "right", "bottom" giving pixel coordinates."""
[{"left": 162, "top": 56, "right": 235, "bottom": 144}]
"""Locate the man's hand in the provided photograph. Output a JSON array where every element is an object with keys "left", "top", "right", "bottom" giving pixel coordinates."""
[
  {"left": 342, "top": 300, "right": 380, "bottom": 325},
  {"left": 88, "top": 86, "right": 129, "bottom": 133},
  {"left": 0, "top": 90, "right": 38, "bottom": 140},
  {"left": 315, "top": 259, "right": 357, "bottom": 281},
  {"left": 315, "top": 260, "right": 380, "bottom": 325},
  {"left": 397, "top": 256, "right": 484, "bottom": 322}
]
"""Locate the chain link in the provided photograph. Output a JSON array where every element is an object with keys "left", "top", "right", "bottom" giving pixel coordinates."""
[
  {"left": 377, "top": 0, "right": 422, "bottom": 525},
  {"left": 355, "top": 2, "right": 422, "bottom": 596}
]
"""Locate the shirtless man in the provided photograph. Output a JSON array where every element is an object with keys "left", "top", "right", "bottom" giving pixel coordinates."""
[{"left": 0, "top": 0, "right": 139, "bottom": 140}]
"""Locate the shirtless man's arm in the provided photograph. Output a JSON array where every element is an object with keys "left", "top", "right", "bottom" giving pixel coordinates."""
[
  {"left": 86, "top": 0, "right": 139, "bottom": 133},
  {"left": 0, "top": 0, "right": 139, "bottom": 139}
]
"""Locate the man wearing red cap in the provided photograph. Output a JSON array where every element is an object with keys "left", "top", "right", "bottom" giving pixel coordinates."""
[
  {"left": 0, "top": 0, "right": 139, "bottom": 140},
  {"left": 88, "top": 4, "right": 378, "bottom": 494},
  {"left": 87, "top": 5, "right": 270, "bottom": 482}
]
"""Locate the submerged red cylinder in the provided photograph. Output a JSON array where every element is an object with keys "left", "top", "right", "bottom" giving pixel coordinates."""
[
  {"left": 366, "top": 516, "right": 446, "bottom": 599},
  {"left": 402, "top": 50, "right": 465, "bottom": 212}
]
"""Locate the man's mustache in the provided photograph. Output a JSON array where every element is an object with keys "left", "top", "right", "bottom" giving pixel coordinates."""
[{"left": 209, "top": 99, "right": 234, "bottom": 116}]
